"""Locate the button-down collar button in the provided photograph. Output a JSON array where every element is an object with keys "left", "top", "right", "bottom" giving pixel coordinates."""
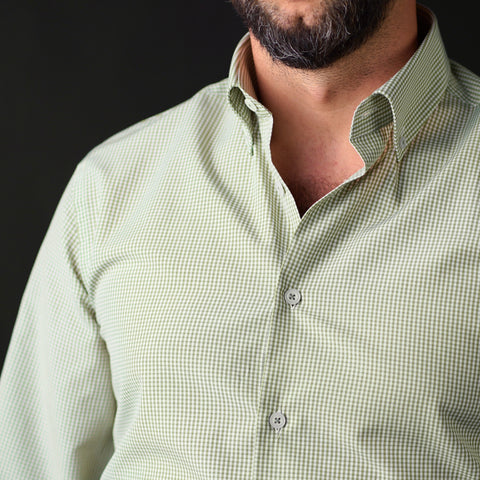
[
  {"left": 275, "top": 179, "right": 285, "bottom": 196},
  {"left": 269, "top": 411, "right": 287, "bottom": 432},
  {"left": 399, "top": 136, "right": 407, "bottom": 150},
  {"left": 284, "top": 288, "right": 301, "bottom": 307},
  {"left": 360, "top": 110, "right": 372, "bottom": 119},
  {"left": 244, "top": 97, "right": 257, "bottom": 112}
]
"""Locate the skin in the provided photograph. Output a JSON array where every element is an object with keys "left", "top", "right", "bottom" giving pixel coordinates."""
[{"left": 241, "top": 0, "right": 419, "bottom": 214}]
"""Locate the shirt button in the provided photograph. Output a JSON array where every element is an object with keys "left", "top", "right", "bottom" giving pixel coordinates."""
[
  {"left": 399, "top": 136, "right": 407, "bottom": 150},
  {"left": 284, "top": 288, "right": 301, "bottom": 307},
  {"left": 275, "top": 179, "right": 285, "bottom": 195},
  {"left": 244, "top": 97, "right": 257, "bottom": 112},
  {"left": 269, "top": 411, "right": 287, "bottom": 432}
]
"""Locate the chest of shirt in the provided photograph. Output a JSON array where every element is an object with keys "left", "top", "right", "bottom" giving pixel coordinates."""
[{"left": 90, "top": 145, "right": 480, "bottom": 461}]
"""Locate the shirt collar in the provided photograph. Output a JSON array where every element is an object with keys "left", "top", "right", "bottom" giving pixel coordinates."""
[{"left": 227, "top": 4, "right": 451, "bottom": 165}]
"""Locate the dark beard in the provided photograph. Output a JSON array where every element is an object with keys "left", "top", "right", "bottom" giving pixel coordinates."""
[{"left": 230, "top": 0, "right": 395, "bottom": 69}]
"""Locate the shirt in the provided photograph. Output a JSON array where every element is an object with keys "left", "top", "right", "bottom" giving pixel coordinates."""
[{"left": 1, "top": 4, "right": 480, "bottom": 479}]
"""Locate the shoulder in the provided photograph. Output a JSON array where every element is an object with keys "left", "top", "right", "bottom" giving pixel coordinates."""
[
  {"left": 63, "top": 78, "right": 232, "bottom": 247},
  {"left": 440, "top": 60, "right": 480, "bottom": 154},
  {"left": 447, "top": 60, "right": 480, "bottom": 108},
  {"left": 70, "top": 77, "right": 231, "bottom": 204},
  {"left": 84, "top": 77, "right": 230, "bottom": 167}
]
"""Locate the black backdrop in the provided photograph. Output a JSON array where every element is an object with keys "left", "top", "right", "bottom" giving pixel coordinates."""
[{"left": 0, "top": 0, "right": 476, "bottom": 368}]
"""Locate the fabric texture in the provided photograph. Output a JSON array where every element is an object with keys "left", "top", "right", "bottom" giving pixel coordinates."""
[{"left": 2, "top": 4, "right": 480, "bottom": 479}]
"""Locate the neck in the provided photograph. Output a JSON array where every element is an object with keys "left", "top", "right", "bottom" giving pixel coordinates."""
[{"left": 250, "top": 1, "right": 419, "bottom": 143}]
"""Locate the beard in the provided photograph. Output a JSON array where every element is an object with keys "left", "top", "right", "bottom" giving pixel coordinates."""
[{"left": 230, "top": 0, "right": 396, "bottom": 69}]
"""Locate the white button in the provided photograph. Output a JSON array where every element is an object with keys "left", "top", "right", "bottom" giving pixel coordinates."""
[
  {"left": 399, "top": 136, "right": 407, "bottom": 150},
  {"left": 269, "top": 411, "right": 287, "bottom": 432},
  {"left": 275, "top": 179, "right": 285, "bottom": 195},
  {"left": 284, "top": 288, "right": 301, "bottom": 307},
  {"left": 244, "top": 98, "right": 257, "bottom": 112}
]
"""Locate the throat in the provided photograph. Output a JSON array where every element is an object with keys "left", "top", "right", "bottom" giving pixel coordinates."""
[
  {"left": 271, "top": 146, "right": 365, "bottom": 218},
  {"left": 285, "top": 174, "right": 356, "bottom": 218}
]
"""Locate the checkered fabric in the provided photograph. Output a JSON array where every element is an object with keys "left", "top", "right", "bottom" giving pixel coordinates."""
[{"left": 2, "top": 4, "right": 480, "bottom": 479}]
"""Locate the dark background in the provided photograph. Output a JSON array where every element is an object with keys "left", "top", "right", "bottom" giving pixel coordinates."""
[{"left": 0, "top": 1, "right": 475, "bottom": 369}]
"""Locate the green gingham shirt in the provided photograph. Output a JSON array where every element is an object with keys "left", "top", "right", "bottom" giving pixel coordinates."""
[{"left": 2, "top": 4, "right": 480, "bottom": 479}]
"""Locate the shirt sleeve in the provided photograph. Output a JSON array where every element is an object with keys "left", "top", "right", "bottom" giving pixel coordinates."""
[{"left": 0, "top": 161, "right": 116, "bottom": 479}]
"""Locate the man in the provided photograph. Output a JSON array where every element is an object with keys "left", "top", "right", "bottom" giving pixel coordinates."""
[{"left": 1, "top": 0, "right": 479, "bottom": 478}]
